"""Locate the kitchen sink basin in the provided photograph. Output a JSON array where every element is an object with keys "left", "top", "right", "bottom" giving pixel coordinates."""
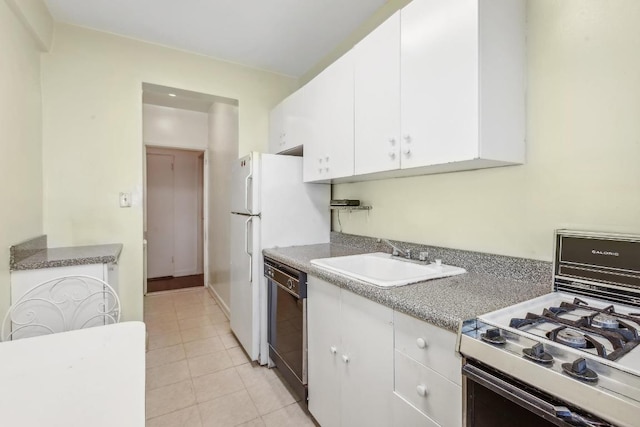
[{"left": 310, "top": 252, "right": 466, "bottom": 288}]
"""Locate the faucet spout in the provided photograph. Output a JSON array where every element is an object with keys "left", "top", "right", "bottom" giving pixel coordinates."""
[{"left": 379, "top": 239, "right": 408, "bottom": 258}]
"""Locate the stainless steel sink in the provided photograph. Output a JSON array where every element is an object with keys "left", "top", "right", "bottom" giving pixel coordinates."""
[{"left": 310, "top": 252, "right": 466, "bottom": 287}]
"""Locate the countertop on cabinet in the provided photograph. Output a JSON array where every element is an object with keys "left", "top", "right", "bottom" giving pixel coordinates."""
[
  {"left": 264, "top": 243, "right": 552, "bottom": 332},
  {"left": 11, "top": 243, "right": 123, "bottom": 271}
]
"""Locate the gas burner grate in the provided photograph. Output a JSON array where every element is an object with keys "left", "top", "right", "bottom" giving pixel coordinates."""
[{"left": 508, "top": 297, "right": 640, "bottom": 361}]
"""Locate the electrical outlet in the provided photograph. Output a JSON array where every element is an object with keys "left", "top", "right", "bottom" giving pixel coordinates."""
[{"left": 119, "top": 192, "right": 132, "bottom": 208}]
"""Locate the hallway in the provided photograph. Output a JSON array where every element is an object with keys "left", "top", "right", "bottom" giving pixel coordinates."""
[
  {"left": 147, "top": 274, "right": 204, "bottom": 293},
  {"left": 144, "top": 287, "right": 315, "bottom": 426}
]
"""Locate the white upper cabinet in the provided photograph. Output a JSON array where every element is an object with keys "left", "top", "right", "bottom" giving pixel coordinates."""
[
  {"left": 400, "top": 0, "right": 525, "bottom": 171},
  {"left": 268, "top": 87, "right": 310, "bottom": 154},
  {"left": 268, "top": 100, "right": 285, "bottom": 154},
  {"left": 303, "top": 51, "right": 354, "bottom": 183},
  {"left": 276, "top": 0, "right": 525, "bottom": 182},
  {"left": 354, "top": 12, "right": 401, "bottom": 175}
]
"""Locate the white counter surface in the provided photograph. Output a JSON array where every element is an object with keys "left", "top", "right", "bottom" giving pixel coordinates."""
[{"left": 0, "top": 322, "right": 146, "bottom": 426}]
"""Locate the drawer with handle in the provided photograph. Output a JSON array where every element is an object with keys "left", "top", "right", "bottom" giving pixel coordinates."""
[
  {"left": 394, "top": 350, "right": 462, "bottom": 427},
  {"left": 394, "top": 310, "right": 461, "bottom": 385}
]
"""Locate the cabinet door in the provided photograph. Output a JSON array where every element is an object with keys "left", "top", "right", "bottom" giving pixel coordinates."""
[
  {"left": 393, "top": 393, "right": 440, "bottom": 427},
  {"left": 282, "top": 87, "right": 308, "bottom": 153},
  {"left": 302, "top": 76, "right": 325, "bottom": 182},
  {"left": 268, "top": 101, "right": 285, "bottom": 154},
  {"left": 307, "top": 277, "right": 342, "bottom": 427},
  {"left": 340, "top": 289, "right": 394, "bottom": 427},
  {"left": 304, "top": 51, "right": 354, "bottom": 182},
  {"left": 401, "top": 0, "right": 479, "bottom": 168},
  {"left": 354, "top": 12, "right": 401, "bottom": 175}
]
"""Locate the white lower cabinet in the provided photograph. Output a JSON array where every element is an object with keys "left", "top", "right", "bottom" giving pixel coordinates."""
[
  {"left": 392, "top": 393, "right": 440, "bottom": 427},
  {"left": 9, "top": 263, "right": 120, "bottom": 339},
  {"left": 11, "top": 263, "right": 119, "bottom": 302},
  {"left": 307, "top": 277, "right": 462, "bottom": 427},
  {"left": 394, "top": 351, "right": 461, "bottom": 427},
  {"left": 307, "top": 276, "right": 393, "bottom": 427},
  {"left": 393, "top": 311, "right": 462, "bottom": 427}
]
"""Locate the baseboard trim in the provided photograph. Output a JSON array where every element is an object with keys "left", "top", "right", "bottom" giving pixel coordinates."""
[{"left": 206, "top": 283, "right": 230, "bottom": 320}]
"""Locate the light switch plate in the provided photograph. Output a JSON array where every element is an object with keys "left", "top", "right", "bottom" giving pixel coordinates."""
[{"left": 119, "top": 192, "right": 132, "bottom": 208}]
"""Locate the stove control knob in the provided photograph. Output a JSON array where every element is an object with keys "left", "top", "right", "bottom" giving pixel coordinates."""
[
  {"left": 561, "top": 358, "right": 598, "bottom": 382},
  {"left": 480, "top": 328, "right": 506, "bottom": 345},
  {"left": 523, "top": 342, "right": 553, "bottom": 364}
]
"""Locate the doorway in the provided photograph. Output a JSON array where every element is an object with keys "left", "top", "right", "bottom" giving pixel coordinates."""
[
  {"left": 142, "top": 82, "right": 239, "bottom": 314},
  {"left": 146, "top": 147, "right": 204, "bottom": 292}
]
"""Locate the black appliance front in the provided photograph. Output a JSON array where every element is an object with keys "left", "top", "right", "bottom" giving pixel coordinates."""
[
  {"left": 463, "top": 360, "right": 614, "bottom": 427},
  {"left": 265, "top": 258, "right": 307, "bottom": 403}
]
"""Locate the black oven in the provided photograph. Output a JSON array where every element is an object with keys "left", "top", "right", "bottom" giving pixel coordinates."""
[
  {"left": 264, "top": 257, "right": 307, "bottom": 402},
  {"left": 463, "top": 359, "right": 614, "bottom": 427}
]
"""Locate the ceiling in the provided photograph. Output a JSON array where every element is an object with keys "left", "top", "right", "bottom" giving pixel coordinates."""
[{"left": 44, "top": 0, "right": 388, "bottom": 77}]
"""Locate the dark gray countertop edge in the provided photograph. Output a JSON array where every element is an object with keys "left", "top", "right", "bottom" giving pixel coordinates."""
[
  {"left": 11, "top": 243, "right": 123, "bottom": 271},
  {"left": 263, "top": 241, "right": 552, "bottom": 333}
]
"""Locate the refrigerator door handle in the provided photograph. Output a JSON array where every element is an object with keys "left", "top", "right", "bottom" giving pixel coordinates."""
[
  {"left": 245, "top": 216, "right": 253, "bottom": 283},
  {"left": 244, "top": 158, "right": 253, "bottom": 214}
]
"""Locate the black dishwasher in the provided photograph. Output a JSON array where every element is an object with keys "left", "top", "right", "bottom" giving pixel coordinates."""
[{"left": 264, "top": 257, "right": 307, "bottom": 403}]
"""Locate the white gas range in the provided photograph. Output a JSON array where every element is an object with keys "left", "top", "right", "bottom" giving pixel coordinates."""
[{"left": 459, "top": 230, "right": 640, "bottom": 427}]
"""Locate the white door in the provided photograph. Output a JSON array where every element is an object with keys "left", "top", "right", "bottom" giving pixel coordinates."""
[
  {"left": 401, "top": 0, "right": 479, "bottom": 168},
  {"left": 341, "top": 289, "right": 394, "bottom": 427},
  {"left": 229, "top": 213, "right": 260, "bottom": 361},
  {"left": 354, "top": 11, "right": 401, "bottom": 175},
  {"left": 147, "top": 153, "right": 174, "bottom": 278},
  {"left": 303, "top": 51, "right": 354, "bottom": 182},
  {"left": 307, "top": 277, "right": 342, "bottom": 427}
]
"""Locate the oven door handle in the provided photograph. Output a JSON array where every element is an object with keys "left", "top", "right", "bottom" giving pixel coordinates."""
[
  {"left": 272, "top": 280, "right": 300, "bottom": 299},
  {"left": 462, "top": 364, "right": 610, "bottom": 427}
]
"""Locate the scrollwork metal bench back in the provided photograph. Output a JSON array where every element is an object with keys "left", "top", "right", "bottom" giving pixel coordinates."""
[{"left": 1, "top": 275, "right": 121, "bottom": 341}]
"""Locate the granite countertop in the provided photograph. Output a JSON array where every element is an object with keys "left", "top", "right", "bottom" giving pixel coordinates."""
[
  {"left": 11, "top": 236, "right": 123, "bottom": 271},
  {"left": 263, "top": 242, "right": 552, "bottom": 332}
]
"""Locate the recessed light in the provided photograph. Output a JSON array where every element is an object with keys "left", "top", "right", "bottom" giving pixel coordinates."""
[{"left": 168, "top": 93, "right": 177, "bottom": 97}]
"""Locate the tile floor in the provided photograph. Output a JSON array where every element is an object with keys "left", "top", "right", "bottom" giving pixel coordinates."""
[{"left": 144, "top": 287, "right": 317, "bottom": 427}]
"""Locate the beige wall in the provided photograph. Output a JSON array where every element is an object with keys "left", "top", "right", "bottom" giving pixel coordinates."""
[
  {"left": 143, "top": 104, "right": 209, "bottom": 150},
  {"left": 41, "top": 24, "right": 297, "bottom": 321},
  {"left": 332, "top": 0, "right": 640, "bottom": 261},
  {"left": 207, "top": 102, "right": 239, "bottom": 314},
  {"left": 4, "top": 0, "right": 53, "bottom": 51},
  {"left": 0, "top": 1, "right": 48, "bottom": 321}
]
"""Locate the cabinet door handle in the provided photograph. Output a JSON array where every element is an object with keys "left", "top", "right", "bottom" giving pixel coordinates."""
[
  {"left": 389, "top": 137, "right": 396, "bottom": 146},
  {"left": 403, "top": 148, "right": 411, "bottom": 156},
  {"left": 330, "top": 346, "right": 337, "bottom": 354},
  {"left": 416, "top": 338, "right": 427, "bottom": 349},
  {"left": 342, "top": 354, "right": 350, "bottom": 363},
  {"left": 403, "top": 134, "right": 412, "bottom": 143},
  {"left": 416, "top": 384, "right": 428, "bottom": 397},
  {"left": 388, "top": 151, "right": 396, "bottom": 160}
]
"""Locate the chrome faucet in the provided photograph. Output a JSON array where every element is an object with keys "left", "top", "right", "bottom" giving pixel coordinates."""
[{"left": 379, "top": 239, "right": 411, "bottom": 259}]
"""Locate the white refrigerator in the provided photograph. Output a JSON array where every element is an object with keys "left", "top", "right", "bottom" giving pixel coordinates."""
[{"left": 230, "top": 152, "right": 330, "bottom": 364}]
